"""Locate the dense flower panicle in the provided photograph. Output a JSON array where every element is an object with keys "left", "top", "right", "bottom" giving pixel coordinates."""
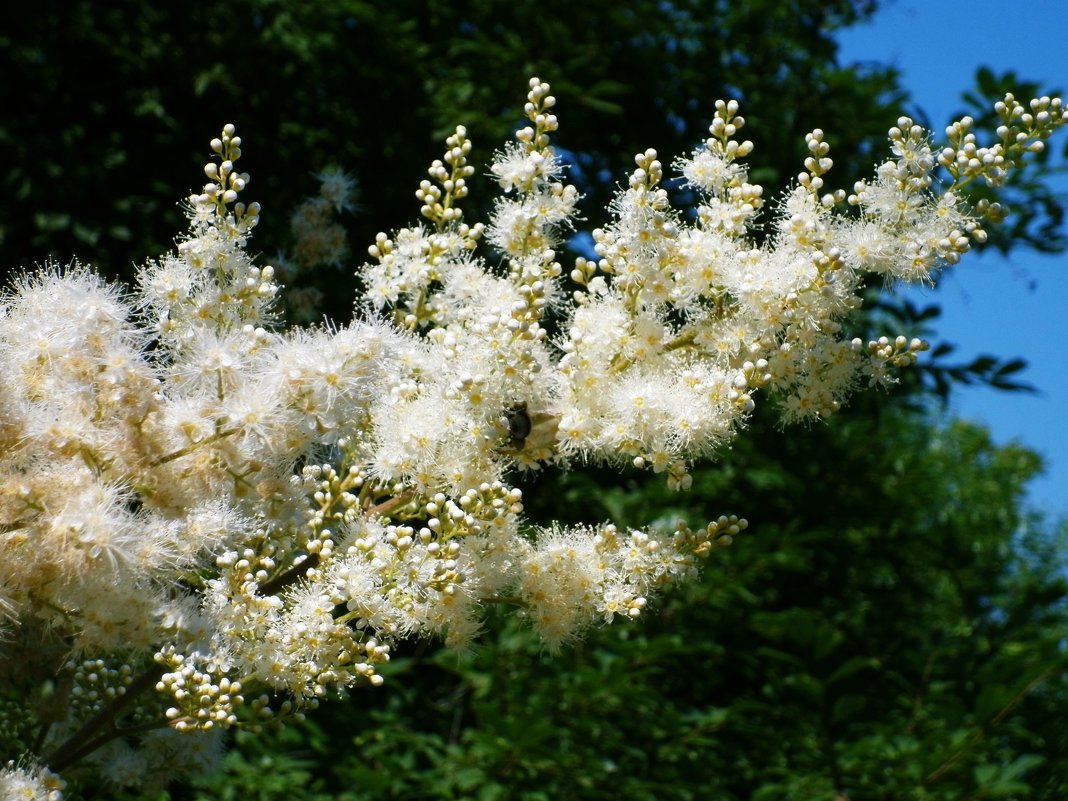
[
  {"left": 1, "top": 83, "right": 1065, "bottom": 795},
  {"left": 138, "top": 125, "right": 275, "bottom": 358},
  {"left": 516, "top": 516, "right": 746, "bottom": 648}
]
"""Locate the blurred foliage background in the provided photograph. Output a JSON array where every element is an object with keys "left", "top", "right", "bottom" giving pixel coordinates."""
[{"left": 4, "top": 0, "right": 1067, "bottom": 798}]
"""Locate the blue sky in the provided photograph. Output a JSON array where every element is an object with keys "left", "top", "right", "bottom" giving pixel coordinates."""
[{"left": 836, "top": 0, "right": 1068, "bottom": 519}]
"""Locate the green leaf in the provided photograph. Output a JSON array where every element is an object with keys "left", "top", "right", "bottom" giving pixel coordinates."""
[{"left": 825, "top": 655, "right": 879, "bottom": 686}]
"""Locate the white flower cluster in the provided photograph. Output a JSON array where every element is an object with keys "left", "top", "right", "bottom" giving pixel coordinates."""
[
  {"left": 0, "top": 762, "right": 64, "bottom": 801},
  {"left": 0, "top": 80, "right": 1064, "bottom": 795},
  {"left": 515, "top": 516, "right": 746, "bottom": 648}
]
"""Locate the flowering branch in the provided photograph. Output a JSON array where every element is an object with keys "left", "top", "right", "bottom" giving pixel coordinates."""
[{"left": 0, "top": 79, "right": 1064, "bottom": 798}]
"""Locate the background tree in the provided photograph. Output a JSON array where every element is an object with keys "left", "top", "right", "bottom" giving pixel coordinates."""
[{"left": 1, "top": 0, "right": 900, "bottom": 312}]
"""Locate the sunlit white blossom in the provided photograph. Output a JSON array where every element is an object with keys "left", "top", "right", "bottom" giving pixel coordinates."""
[{"left": 1, "top": 84, "right": 1064, "bottom": 797}]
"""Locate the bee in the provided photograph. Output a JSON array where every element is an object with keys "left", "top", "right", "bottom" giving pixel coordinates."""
[
  {"left": 503, "top": 401, "right": 533, "bottom": 449},
  {"left": 499, "top": 401, "right": 558, "bottom": 455}
]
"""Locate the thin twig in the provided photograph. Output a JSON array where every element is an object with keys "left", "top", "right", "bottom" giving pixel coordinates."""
[
  {"left": 46, "top": 663, "right": 166, "bottom": 772},
  {"left": 924, "top": 668, "right": 1052, "bottom": 786},
  {"left": 257, "top": 553, "right": 321, "bottom": 596}
]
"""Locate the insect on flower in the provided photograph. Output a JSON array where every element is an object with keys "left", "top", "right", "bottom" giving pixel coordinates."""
[{"left": 503, "top": 402, "right": 533, "bottom": 449}]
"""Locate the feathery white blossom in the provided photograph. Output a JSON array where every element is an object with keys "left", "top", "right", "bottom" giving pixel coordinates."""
[{"left": 1, "top": 84, "right": 1064, "bottom": 796}]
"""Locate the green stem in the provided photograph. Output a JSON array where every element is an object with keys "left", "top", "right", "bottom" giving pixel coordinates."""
[
  {"left": 923, "top": 667, "right": 1052, "bottom": 786},
  {"left": 149, "top": 427, "right": 240, "bottom": 467}
]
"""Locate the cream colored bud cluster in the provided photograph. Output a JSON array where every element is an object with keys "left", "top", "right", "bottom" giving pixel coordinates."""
[
  {"left": 675, "top": 102, "right": 762, "bottom": 234},
  {"left": 368, "top": 522, "right": 462, "bottom": 562},
  {"left": 141, "top": 124, "right": 280, "bottom": 355},
  {"left": 591, "top": 526, "right": 656, "bottom": 619},
  {"left": 366, "top": 231, "right": 393, "bottom": 262},
  {"left": 418, "top": 126, "right": 477, "bottom": 228},
  {"left": 485, "top": 77, "right": 575, "bottom": 292},
  {"left": 889, "top": 119, "right": 936, "bottom": 190},
  {"left": 709, "top": 179, "right": 764, "bottom": 232},
  {"left": 630, "top": 148, "right": 664, "bottom": 190},
  {"left": 854, "top": 335, "right": 928, "bottom": 368},
  {"left": 707, "top": 99, "right": 752, "bottom": 154},
  {"left": 243, "top": 264, "right": 278, "bottom": 300},
  {"left": 507, "top": 279, "right": 552, "bottom": 340},
  {"left": 193, "top": 124, "right": 260, "bottom": 233},
  {"left": 215, "top": 542, "right": 301, "bottom": 592},
  {"left": 801, "top": 130, "right": 845, "bottom": 206},
  {"left": 675, "top": 515, "right": 749, "bottom": 559},
  {"left": 422, "top": 483, "right": 525, "bottom": 539},
  {"left": 934, "top": 223, "right": 974, "bottom": 265},
  {"left": 365, "top": 129, "right": 487, "bottom": 327},
  {"left": 664, "top": 459, "right": 694, "bottom": 491},
  {"left": 293, "top": 628, "right": 390, "bottom": 693},
  {"left": 387, "top": 523, "right": 465, "bottom": 590},
  {"left": 846, "top": 119, "right": 934, "bottom": 218},
  {"left": 938, "top": 94, "right": 1067, "bottom": 193},
  {"left": 444, "top": 370, "right": 488, "bottom": 405},
  {"left": 372, "top": 82, "right": 573, "bottom": 337},
  {"left": 155, "top": 650, "right": 243, "bottom": 732},
  {"left": 705, "top": 99, "right": 761, "bottom": 210},
  {"left": 304, "top": 462, "right": 364, "bottom": 534},
  {"left": 741, "top": 357, "right": 773, "bottom": 389},
  {"left": 592, "top": 150, "right": 675, "bottom": 295},
  {"left": 516, "top": 77, "right": 558, "bottom": 152},
  {"left": 706, "top": 514, "right": 748, "bottom": 546},
  {"left": 66, "top": 659, "right": 135, "bottom": 719},
  {"left": 940, "top": 115, "right": 1005, "bottom": 184},
  {"left": 569, "top": 255, "right": 599, "bottom": 292},
  {"left": 347, "top": 640, "right": 391, "bottom": 687}
]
